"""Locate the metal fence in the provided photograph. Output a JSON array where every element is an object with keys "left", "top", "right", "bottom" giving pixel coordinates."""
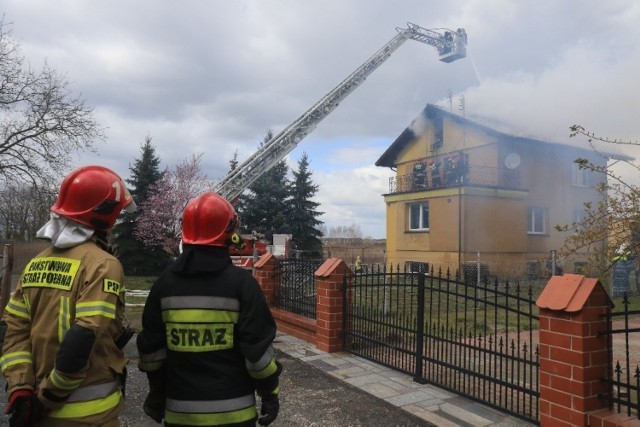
[
  {"left": 388, "top": 164, "right": 522, "bottom": 194},
  {"left": 342, "top": 264, "right": 541, "bottom": 425},
  {"left": 598, "top": 294, "right": 640, "bottom": 418},
  {"left": 273, "top": 258, "right": 324, "bottom": 319}
]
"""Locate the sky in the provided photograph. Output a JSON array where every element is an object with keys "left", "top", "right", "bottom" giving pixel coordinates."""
[{"left": 2, "top": 0, "right": 640, "bottom": 239}]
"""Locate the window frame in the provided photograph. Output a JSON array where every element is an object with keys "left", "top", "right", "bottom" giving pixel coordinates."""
[
  {"left": 572, "top": 162, "right": 589, "bottom": 187},
  {"left": 408, "top": 202, "right": 429, "bottom": 231},
  {"left": 527, "top": 207, "right": 547, "bottom": 235}
]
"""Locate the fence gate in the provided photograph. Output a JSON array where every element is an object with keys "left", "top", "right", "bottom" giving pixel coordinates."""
[{"left": 342, "top": 266, "right": 540, "bottom": 425}]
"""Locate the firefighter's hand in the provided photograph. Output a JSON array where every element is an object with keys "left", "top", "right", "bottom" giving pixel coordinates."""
[
  {"left": 143, "top": 391, "right": 165, "bottom": 423},
  {"left": 258, "top": 393, "right": 279, "bottom": 426},
  {"left": 142, "top": 369, "right": 166, "bottom": 423},
  {"left": 6, "top": 389, "right": 45, "bottom": 427}
]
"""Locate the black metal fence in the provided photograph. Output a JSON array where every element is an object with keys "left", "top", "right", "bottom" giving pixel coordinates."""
[
  {"left": 388, "top": 164, "right": 522, "bottom": 194},
  {"left": 342, "top": 265, "right": 541, "bottom": 425},
  {"left": 598, "top": 294, "right": 640, "bottom": 418},
  {"left": 273, "top": 258, "right": 324, "bottom": 319}
]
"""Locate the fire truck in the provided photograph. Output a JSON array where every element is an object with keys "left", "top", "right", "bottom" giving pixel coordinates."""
[
  {"left": 229, "top": 232, "right": 292, "bottom": 269},
  {"left": 215, "top": 23, "right": 468, "bottom": 268},
  {"left": 228, "top": 231, "right": 270, "bottom": 269}
]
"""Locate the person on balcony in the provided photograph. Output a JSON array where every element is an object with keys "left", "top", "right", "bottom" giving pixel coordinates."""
[
  {"left": 412, "top": 159, "right": 426, "bottom": 190},
  {"left": 430, "top": 160, "right": 442, "bottom": 188}
]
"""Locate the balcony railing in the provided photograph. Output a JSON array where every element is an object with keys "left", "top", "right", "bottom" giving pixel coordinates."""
[{"left": 388, "top": 165, "right": 521, "bottom": 194}]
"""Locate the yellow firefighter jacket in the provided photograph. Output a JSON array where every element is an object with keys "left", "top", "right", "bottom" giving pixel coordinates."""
[{"left": 1, "top": 239, "right": 127, "bottom": 424}]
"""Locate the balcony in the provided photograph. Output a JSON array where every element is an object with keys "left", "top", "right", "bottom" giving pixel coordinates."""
[{"left": 387, "top": 165, "right": 522, "bottom": 194}]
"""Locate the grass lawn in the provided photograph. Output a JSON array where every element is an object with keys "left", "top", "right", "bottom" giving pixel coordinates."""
[{"left": 125, "top": 276, "right": 156, "bottom": 332}]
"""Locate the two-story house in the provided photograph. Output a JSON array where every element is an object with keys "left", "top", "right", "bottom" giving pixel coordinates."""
[{"left": 375, "top": 103, "right": 617, "bottom": 278}]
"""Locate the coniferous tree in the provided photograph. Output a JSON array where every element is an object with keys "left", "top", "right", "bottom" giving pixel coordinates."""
[
  {"left": 235, "top": 131, "right": 291, "bottom": 238},
  {"left": 112, "top": 136, "right": 170, "bottom": 275},
  {"left": 288, "top": 152, "right": 324, "bottom": 257}
]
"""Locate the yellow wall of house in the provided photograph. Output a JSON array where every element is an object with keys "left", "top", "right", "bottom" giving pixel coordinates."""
[
  {"left": 396, "top": 117, "right": 499, "bottom": 176},
  {"left": 461, "top": 190, "right": 528, "bottom": 254},
  {"left": 382, "top": 110, "right": 606, "bottom": 277},
  {"left": 384, "top": 187, "right": 529, "bottom": 275},
  {"left": 444, "top": 119, "right": 497, "bottom": 154}
]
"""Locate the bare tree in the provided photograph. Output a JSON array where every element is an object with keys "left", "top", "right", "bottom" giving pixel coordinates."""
[
  {"left": 555, "top": 125, "right": 640, "bottom": 276},
  {"left": 0, "top": 183, "right": 56, "bottom": 240},
  {"left": 329, "top": 223, "right": 363, "bottom": 239},
  {"left": 0, "top": 18, "right": 104, "bottom": 187}
]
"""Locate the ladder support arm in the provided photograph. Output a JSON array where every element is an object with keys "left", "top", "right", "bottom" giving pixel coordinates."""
[{"left": 215, "top": 23, "right": 467, "bottom": 201}]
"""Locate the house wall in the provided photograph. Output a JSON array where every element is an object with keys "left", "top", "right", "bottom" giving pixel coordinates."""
[
  {"left": 462, "top": 189, "right": 527, "bottom": 254},
  {"left": 385, "top": 187, "right": 530, "bottom": 276},
  {"left": 444, "top": 118, "right": 497, "bottom": 155},
  {"left": 382, "top": 107, "right": 607, "bottom": 277},
  {"left": 518, "top": 140, "right": 605, "bottom": 257}
]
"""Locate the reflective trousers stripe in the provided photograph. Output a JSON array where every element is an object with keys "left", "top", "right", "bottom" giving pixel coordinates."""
[
  {"left": 165, "top": 394, "right": 256, "bottom": 426},
  {"left": 48, "top": 389, "right": 122, "bottom": 419},
  {"left": 66, "top": 380, "right": 119, "bottom": 403},
  {"left": 165, "top": 406, "right": 256, "bottom": 426}
]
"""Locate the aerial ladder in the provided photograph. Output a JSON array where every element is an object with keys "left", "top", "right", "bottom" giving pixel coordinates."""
[{"left": 214, "top": 22, "right": 468, "bottom": 201}]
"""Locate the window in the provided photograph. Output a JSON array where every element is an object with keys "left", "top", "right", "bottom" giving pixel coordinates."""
[
  {"left": 432, "top": 117, "right": 443, "bottom": 150},
  {"left": 572, "top": 163, "right": 589, "bottom": 187},
  {"left": 406, "top": 261, "right": 429, "bottom": 273},
  {"left": 573, "top": 208, "right": 587, "bottom": 224},
  {"left": 572, "top": 208, "right": 588, "bottom": 233},
  {"left": 527, "top": 207, "right": 546, "bottom": 234},
  {"left": 409, "top": 202, "right": 429, "bottom": 231}
]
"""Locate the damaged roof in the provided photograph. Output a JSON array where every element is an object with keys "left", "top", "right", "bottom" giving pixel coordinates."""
[{"left": 375, "top": 104, "right": 633, "bottom": 168}]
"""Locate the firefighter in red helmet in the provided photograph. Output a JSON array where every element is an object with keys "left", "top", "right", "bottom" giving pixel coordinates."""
[
  {"left": 137, "top": 192, "right": 282, "bottom": 427},
  {"left": 1, "top": 165, "right": 136, "bottom": 426}
]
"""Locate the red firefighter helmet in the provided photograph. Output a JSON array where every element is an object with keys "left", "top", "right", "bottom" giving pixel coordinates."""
[
  {"left": 181, "top": 192, "right": 238, "bottom": 247},
  {"left": 51, "top": 165, "right": 136, "bottom": 231}
]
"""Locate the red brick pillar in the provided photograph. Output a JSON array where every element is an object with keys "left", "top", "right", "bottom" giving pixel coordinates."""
[
  {"left": 536, "top": 274, "right": 613, "bottom": 427},
  {"left": 315, "top": 258, "right": 350, "bottom": 353},
  {"left": 253, "top": 253, "right": 278, "bottom": 305}
]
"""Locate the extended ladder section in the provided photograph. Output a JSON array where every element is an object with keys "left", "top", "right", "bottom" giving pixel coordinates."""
[{"left": 214, "top": 22, "right": 467, "bottom": 201}]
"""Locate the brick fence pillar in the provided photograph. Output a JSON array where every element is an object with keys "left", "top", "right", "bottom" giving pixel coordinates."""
[
  {"left": 253, "top": 253, "right": 278, "bottom": 305},
  {"left": 315, "top": 258, "right": 350, "bottom": 353},
  {"left": 536, "top": 274, "right": 615, "bottom": 427}
]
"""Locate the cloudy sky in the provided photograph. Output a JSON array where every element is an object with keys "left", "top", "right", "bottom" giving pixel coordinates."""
[{"left": 3, "top": 0, "right": 639, "bottom": 238}]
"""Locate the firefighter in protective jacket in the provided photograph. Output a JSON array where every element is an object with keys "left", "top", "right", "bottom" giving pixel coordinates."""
[
  {"left": 137, "top": 192, "right": 282, "bottom": 426},
  {"left": 1, "top": 165, "right": 136, "bottom": 426}
]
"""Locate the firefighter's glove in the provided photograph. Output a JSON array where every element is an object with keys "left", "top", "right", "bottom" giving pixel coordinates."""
[
  {"left": 143, "top": 393, "right": 164, "bottom": 424},
  {"left": 142, "top": 370, "right": 165, "bottom": 424},
  {"left": 6, "top": 389, "right": 45, "bottom": 427},
  {"left": 258, "top": 392, "right": 279, "bottom": 426}
]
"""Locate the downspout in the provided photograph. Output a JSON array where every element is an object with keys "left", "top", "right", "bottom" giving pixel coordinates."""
[{"left": 458, "top": 183, "right": 462, "bottom": 267}]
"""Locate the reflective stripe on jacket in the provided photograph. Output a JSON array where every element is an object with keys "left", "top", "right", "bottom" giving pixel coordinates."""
[
  {"left": 1, "top": 240, "right": 127, "bottom": 424},
  {"left": 164, "top": 394, "right": 257, "bottom": 425},
  {"left": 137, "top": 251, "right": 280, "bottom": 426}
]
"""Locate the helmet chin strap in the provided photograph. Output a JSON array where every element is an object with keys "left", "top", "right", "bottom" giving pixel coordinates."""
[{"left": 36, "top": 213, "right": 95, "bottom": 248}]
